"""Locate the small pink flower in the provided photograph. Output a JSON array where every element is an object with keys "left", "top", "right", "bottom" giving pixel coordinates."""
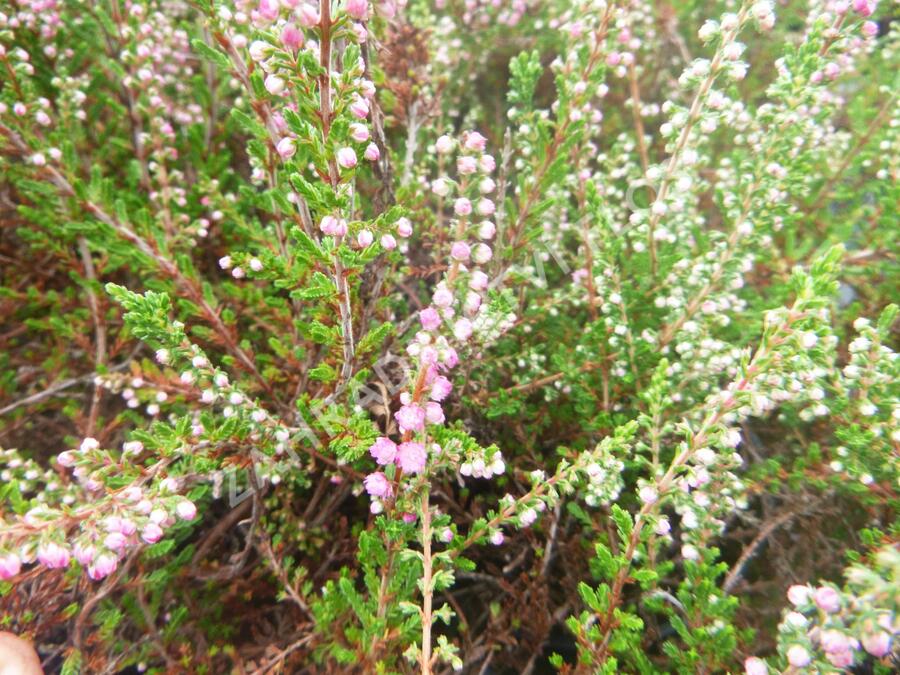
[
  {"left": 489, "top": 530, "right": 504, "bottom": 545},
  {"left": 453, "top": 198, "right": 472, "bottom": 216},
  {"left": 435, "top": 135, "right": 454, "bottom": 153},
  {"left": 320, "top": 215, "right": 348, "bottom": 237},
  {"left": 826, "top": 649, "right": 854, "bottom": 668},
  {"left": 450, "top": 241, "right": 470, "bottom": 261},
  {"left": 420, "top": 307, "right": 441, "bottom": 331},
  {"left": 787, "top": 585, "right": 811, "bottom": 606},
  {"left": 472, "top": 243, "right": 492, "bottom": 264},
  {"left": 364, "top": 471, "right": 392, "bottom": 498},
  {"left": 479, "top": 154, "right": 496, "bottom": 172},
  {"left": 743, "top": 657, "right": 767, "bottom": 675},
  {"left": 380, "top": 234, "right": 397, "bottom": 250},
  {"left": 464, "top": 131, "right": 487, "bottom": 152},
  {"left": 38, "top": 542, "right": 71, "bottom": 569},
  {"left": 265, "top": 74, "right": 286, "bottom": 95},
  {"left": 176, "top": 501, "right": 198, "bottom": 521},
  {"left": 0, "top": 553, "right": 21, "bottom": 580},
  {"left": 74, "top": 544, "right": 95, "bottom": 566},
  {"left": 276, "top": 137, "right": 296, "bottom": 160},
  {"left": 364, "top": 143, "right": 380, "bottom": 161},
  {"left": 813, "top": 585, "right": 841, "bottom": 613},
  {"left": 141, "top": 523, "right": 164, "bottom": 544},
  {"left": 88, "top": 553, "right": 118, "bottom": 581},
  {"left": 440, "top": 528, "right": 453, "bottom": 543},
  {"left": 861, "top": 631, "right": 891, "bottom": 658},
  {"left": 397, "top": 442, "right": 427, "bottom": 474},
  {"left": 258, "top": 0, "right": 279, "bottom": 21},
  {"left": 344, "top": 0, "right": 368, "bottom": 20},
  {"left": 350, "top": 123, "right": 369, "bottom": 142},
  {"left": 453, "top": 318, "right": 473, "bottom": 341},
  {"left": 281, "top": 24, "right": 303, "bottom": 50},
  {"left": 477, "top": 222, "right": 495, "bottom": 242},
  {"left": 476, "top": 198, "right": 495, "bottom": 216},
  {"left": 469, "top": 271, "right": 489, "bottom": 290},
  {"left": 430, "top": 376, "right": 452, "bottom": 401},
  {"left": 457, "top": 156, "right": 478, "bottom": 174},
  {"left": 396, "top": 404, "right": 425, "bottom": 433},
  {"left": 297, "top": 3, "right": 320, "bottom": 27},
  {"left": 433, "top": 287, "right": 454, "bottom": 308},
  {"left": 862, "top": 20, "right": 878, "bottom": 37},
  {"left": 349, "top": 97, "right": 369, "bottom": 119},
  {"left": 396, "top": 217, "right": 413, "bottom": 237},
  {"left": 369, "top": 437, "right": 398, "bottom": 465},
  {"left": 57, "top": 450, "right": 76, "bottom": 467},
  {"left": 104, "top": 532, "right": 127, "bottom": 552},
  {"left": 786, "top": 645, "right": 810, "bottom": 668},
  {"left": 337, "top": 147, "right": 357, "bottom": 169},
  {"left": 357, "top": 229, "right": 374, "bottom": 247},
  {"left": 425, "top": 401, "right": 444, "bottom": 425}
]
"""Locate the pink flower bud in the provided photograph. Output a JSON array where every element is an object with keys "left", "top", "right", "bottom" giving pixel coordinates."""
[
  {"left": 430, "top": 376, "right": 453, "bottom": 401},
  {"left": 433, "top": 286, "right": 453, "bottom": 307},
  {"left": 396, "top": 217, "right": 413, "bottom": 237},
  {"left": 349, "top": 97, "right": 369, "bottom": 119},
  {"left": 296, "top": 3, "right": 320, "bottom": 27},
  {"left": 862, "top": 21, "right": 878, "bottom": 37},
  {"left": 786, "top": 645, "right": 810, "bottom": 667},
  {"left": 861, "top": 631, "right": 891, "bottom": 658},
  {"left": 464, "top": 131, "right": 487, "bottom": 152},
  {"left": 88, "top": 553, "right": 118, "bottom": 581},
  {"left": 37, "top": 542, "right": 71, "bottom": 569},
  {"left": 258, "top": 0, "right": 279, "bottom": 21},
  {"left": 450, "top": 241, "right": 470, "bottom": 261},
  {"left": 364, "top": 471, "right": 392, "bottom": 498},
  {"left": 281, "top": 24, "right": 303, "bottom": 50},
  {"left": 397, "top": 442, "right": 427, "bottom": 474},
  {"left": 457, "top": 156, "right": 478, "bottom": 174},
  {"left": 435, "top": 135, "right": 454, "bottom": 154},
  {"left": 344, "top": 0, "right": 368, "bottom": 20},
  {"left": 369, "top": 437, "right": 398, "bottom": 465},
  {"left": 74, "top": 543, "right": 95, "bottom": 566},
  {"left": 479, "top": 154, "right": 496, "bottom": 172},
  {"left": 276, "top": 137, "right": 296, "bottom": 160},
  {"left": 320, "top": 215, "right": 348, "bottom": 237},
  {"left": 396, "top": 404, "right": 426, "bottom": 433},
  {"left": 176, "top": 500, "right": 197, "bottom": 521},
  {"left": 354, "top": 229, "right": 373, "bottom": 247},
  {"left": 469, "top": 270, "right": 489, "bottom": 291},
  {"left": 57, "top": 451, "right": 76, "bottom": 467},
  {"left": 476, "top": 198, "right": 495, "bottom": 216},
  {"left": 489, "top": 530, "right": 504, "bottom": 545},
  {"left": 264, "top": 74, "right": 285, "bottom": 95},
  {"left": 453, "top": 318, "right": 473, "bottom": 341},
  {"left": 364, "top": 143, "right": 380, "bottom": 161},
  {"left": 104, "top": 532, "right": 127, "bottom": 552},
  {"left": 453, "top": 198, "right": 472, "bottom": 216},
  {"left": 472, "top": 243, "right": 492, "bottom": 264},
  {"left": 743, "top": 657, "right": 767, "bottom": 675},
  {"left": 425, "top": 401, "right": 444, "bottom": 425},
  {"left": 420, "top": 307, "right": 441, "bottom": 331},
  {"left": 440, "top": 528, "right": 453, "bottom": 543},
  {"left": 813, "top": 585, "right": 841, "bottom": 613},
  {"left": 350, "top": 123, "right": 369, "bottom": 142},
  {"left": 141, "top": 522, "right": 164, "bottom": 544},
  {"left": 380, "top": 234, "right": 397, "bottom": 250},
  {"left": 337, "top": 146, "right": 357, "bottom": 169},
  {"left": 0, "top": 553, "right": 21, "bottom": 580}
]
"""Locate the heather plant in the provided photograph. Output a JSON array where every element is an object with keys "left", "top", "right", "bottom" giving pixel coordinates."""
[{"left": 0, "top": 0, "right": 897, "bottom": 673}]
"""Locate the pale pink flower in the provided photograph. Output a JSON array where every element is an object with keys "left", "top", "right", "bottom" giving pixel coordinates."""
[
  {"left": 0, "top": 553, "right": 21, "bottom": 580},
  {"left": 176, "top": 501, "right": 198, "bottom": 521},
  {"left": 364, "top": 471, "right": 392, "bottom": 498},
  {"left": 430, "top": 376, "right": 452, "bottom": 401},
  {"left": 369, "top": 437, "right": 398, "bottom": 465},
  {"left": 397, "top": 442, "right": 427, "bottom": 474},
  {"left": 337, "top": 147, "right": 357, "bottom": 169}
]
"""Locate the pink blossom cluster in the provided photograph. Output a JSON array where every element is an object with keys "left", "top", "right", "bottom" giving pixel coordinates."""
[{"left": 0, "top": 437, "right": 198, "bottom": 582}]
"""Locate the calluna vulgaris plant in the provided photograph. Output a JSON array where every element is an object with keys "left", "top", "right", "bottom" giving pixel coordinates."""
[{"left": 0, "top": 0, "right": 897, "bottom": 672}]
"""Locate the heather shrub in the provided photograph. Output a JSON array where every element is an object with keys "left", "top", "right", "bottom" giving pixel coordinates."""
[{"left": 0, "top": 0, "right": 897, "bottom": 672}]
